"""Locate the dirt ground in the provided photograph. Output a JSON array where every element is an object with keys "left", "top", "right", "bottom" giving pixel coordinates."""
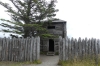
[
  {"left": 0, "top": 55, "right": 60, "bottom": 66},
  {"left": 35, "top": 55, "right": 59, "bottom": 66}
]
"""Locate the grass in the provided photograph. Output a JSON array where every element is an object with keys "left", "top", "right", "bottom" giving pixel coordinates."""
[
  {"left": 58, "top": 56, "right": 100, "bottom": 66},
  {"left": 0, "top": 60, "right": 41, "bottom": 66},
  {"left": 58, "top": 60, "right": 98, "bottom": 66}
]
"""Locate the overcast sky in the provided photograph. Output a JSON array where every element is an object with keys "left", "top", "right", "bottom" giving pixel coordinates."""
[{"left": 0, "top": 0, "right": 100, "bottom": 39}]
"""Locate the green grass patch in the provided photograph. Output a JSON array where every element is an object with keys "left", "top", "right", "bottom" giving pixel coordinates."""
[
  {"left": 58, "top": 56, "right": 100, "bottom": 66},
  {"left": 0, "top": 60, "right": 42, "bottom": 66},
  {"left": 58, "top": 60, "right": 97, "bottom": 66},
  {"left": 31, "top": 60, "right": 42, "bottom": 64}
]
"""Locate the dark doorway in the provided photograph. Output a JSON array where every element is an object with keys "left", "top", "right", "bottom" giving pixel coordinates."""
[{"left": 49, "top": 39, "right": 54, "bottom": 52}]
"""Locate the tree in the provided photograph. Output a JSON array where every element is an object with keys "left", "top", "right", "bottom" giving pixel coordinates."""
[{"left": 0, "top": 0, "right": 58, "bottom": 38}]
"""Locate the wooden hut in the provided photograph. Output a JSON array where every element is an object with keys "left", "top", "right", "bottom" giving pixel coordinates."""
[{"left": 40, "top": 19, "right": 67, "bottom": 55}]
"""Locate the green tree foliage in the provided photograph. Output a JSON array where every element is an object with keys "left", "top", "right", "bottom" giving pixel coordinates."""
[{"left": 0, "top": 0, "right": 58, "bottom": 38}]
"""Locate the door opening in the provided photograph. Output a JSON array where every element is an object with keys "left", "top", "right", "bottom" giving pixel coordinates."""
[{"left": 49, "top": 39, "right": 54, "bottom": 52}]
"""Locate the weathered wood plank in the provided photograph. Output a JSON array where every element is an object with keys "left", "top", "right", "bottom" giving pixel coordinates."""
[
  {"left": 62, "top": 38, "right": 65, "bottom": 61},
  {"left": 59, "top": 37, "right": 100, "bottom": 61},
  {"left": 71, "top": 38, "right": 74, "bottom": 60},
  {"left": 59, "top": 36, "right": 62, "bottom": 60},
  {"left": 33, "top": 37, "right": 36, "bottom": 61},
  {"left": 0, "top": 37, "right": 40, "bottom": 62},
  {"left": 30, "top": 37, "right": 33, "bottom": 62},
  {"left": 0, "top": 38, "right": 2, "bottom": 61},
  {"left": 68, "top": 38, "right": 71, "bottom": 60},
  {"left": 25, "top": 38, "right": 28, "bottom": 61},
  {"left": 65, "top": 37, "right": 68, "bottom": 60},
  {"left": 24, "top": 38, "right": 27, "bottom": 61},
  {"left": 74, "top": 39, "right": 78, "bottom": 59},
  {"left": 85, "top": 38, "right": 88, "bottom": 58},
  {"left": 36, "top": 36, "right": 40, "bottom": 60}
]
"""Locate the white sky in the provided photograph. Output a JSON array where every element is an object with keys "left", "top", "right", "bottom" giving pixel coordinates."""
[
  {"left": 0, "top": 0, "right": 100, "bottom": 39},
  {"left": 56, "top": 0, "right": 100, "bottom": 39}
]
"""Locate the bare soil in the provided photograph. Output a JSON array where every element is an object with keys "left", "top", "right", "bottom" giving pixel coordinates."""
[{"left": 0, "top": 55, "right": 60, "bottom": 66}]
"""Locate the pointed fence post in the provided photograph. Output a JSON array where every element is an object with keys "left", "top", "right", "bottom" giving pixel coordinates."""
[
  {"left": 36, "top": 36, "right": 40, "bottom": 60},
  {"left": 74, "top": 38, "right": 78, "bottom": 60},
  {"left": 30, "top": 37, "right": 34, "bottom": 62},
  {"left": 62, "top": 38, "right": 66, "bottom": 61},
  {"left": 59, "top": 36, "right": 62, "bottom": 61},
  {"left": 65, "top": 37, "right": 68, "bottom": 60}
]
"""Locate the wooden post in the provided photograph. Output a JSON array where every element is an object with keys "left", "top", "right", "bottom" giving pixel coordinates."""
[
  {"left": 74, "top": 39, "right": 78, "bottom": 60},
  {"left": 94, "top": 39, "right": 98, "bottom": 66},
  {"left": 24, "top": 38, "right": 26, "bottom": 61},
  {"left": 85, "top": 38, "right": 88, "bottom": 58},
  {"left": 26, "top": 37, "right": 29, "bottom": 61},
  {"left": 68, "top": 38, "right": 71, "bottom": 60},
  {"left": 33, "top": 37, "right": 36, "bottom": 61},
  {"left": 30, "top": 37, "right": 34, "bottom": 62},
  {"left": 97, "top": 40, "right": 100, "bottom": 54},
  {"left": 59, "top": 36, "right": 62, "bottom": 61},
  {"left": 78, "top": 37, "right": 82, "bottom": 59},
  {"left": 91, "top": 38, "right": 95, "bottom": 59},
  {"left": 65, "top": 37, "right": 68, "bottom": 60},
  {"left": 88, "top": 39, "right": 92, "bottom": 58},
  {"left": 36, "top": 36, "right": 40, "bottom": 60},
  {"left": 0, "top": 38, "right": 2, "bottom": 61},
  {"left": 62, "top": 38, "right": 65, "bottom": 61},
  {"left": 98, "top": 39, "right": 100, "bottom": 54}
]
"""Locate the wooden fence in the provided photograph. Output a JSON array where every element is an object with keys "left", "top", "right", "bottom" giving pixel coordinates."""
[
  {"left": 59, "top": 36, "right": 100, "bottom": 61},
  {"left": 0, "top": 36, "right": 40, "bottom": 62}
]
